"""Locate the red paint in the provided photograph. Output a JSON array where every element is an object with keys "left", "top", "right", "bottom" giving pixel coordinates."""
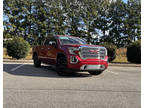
[{"left": 33, "top": 35, "right": 108, "bottom": 71}]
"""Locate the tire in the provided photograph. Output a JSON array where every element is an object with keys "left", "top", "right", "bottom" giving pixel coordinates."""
[
  {"left": 56, "top": 56, "right": 69, "bottom": 76},
  {"left": 88, "top": 70, "right": 103, "bottom": 75},
  {"left": 33, "top": 54, "right": 41, "bottom": 67}
]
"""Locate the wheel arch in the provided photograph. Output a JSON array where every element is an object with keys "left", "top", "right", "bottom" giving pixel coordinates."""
[{"left": 56, "top": 53, "right": 67, "bottom": 63}]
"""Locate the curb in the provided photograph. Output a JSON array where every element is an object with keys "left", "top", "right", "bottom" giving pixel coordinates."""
[
  {"left": 108, "top": 63, "right": 141, "bottom": 67},
  {"left": 3, "top": 59, "right": 141, "bottom": 67},
  {"left": 3, "top": 59, "right": 33, "bottom": 63}
]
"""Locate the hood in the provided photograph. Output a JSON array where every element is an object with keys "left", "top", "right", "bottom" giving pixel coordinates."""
[
  {"left": 61, "top": 44, "right": 104, "bottom": 48},
  {"left": 60, "top": 44, "right": 107, "bottom": 55}
]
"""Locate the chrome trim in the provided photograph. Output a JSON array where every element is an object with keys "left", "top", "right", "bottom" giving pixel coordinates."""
[
  {"left": 39, "top": 56, "right": 56, "bottom": 60},
  {"left": 80, "top": 64, "right": 105, "bottom": 70}
]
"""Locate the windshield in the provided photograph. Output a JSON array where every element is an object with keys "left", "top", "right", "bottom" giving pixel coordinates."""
[{"left": 59, "top": 36, "right": 87, "bottom": 45}]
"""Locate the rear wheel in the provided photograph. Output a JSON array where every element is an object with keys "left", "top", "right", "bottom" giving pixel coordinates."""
[
  {"left": 33, "top": 54, "right": 41, "bottom": 67},
  {"left": 56, "top": 56, "right": 70, "bottom": 76},
  {"left": 88, "top": 70, "right": 103, "bottom": 75}
]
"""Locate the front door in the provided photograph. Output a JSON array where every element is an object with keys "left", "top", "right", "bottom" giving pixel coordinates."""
[
  {"left": 47, "top": 38, "right": 58, "bottom": 65},
  {"left": 40, "top": 38, "right": 51, "bottom": 63}
]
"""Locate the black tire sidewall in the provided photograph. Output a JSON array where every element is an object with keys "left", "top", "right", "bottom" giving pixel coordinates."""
[
  {"left": 56, "top": 57, "right": 68, "bottom": 75},
  {"left": 33, "top": 54, "right": 41, "bottom": 67}
]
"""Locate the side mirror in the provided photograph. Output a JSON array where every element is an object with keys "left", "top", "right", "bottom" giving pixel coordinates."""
[{"left": 49, "top": 41, "right": 57, "bottom": 47}]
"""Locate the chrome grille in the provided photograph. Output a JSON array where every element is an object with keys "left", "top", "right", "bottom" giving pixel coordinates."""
[{"left": 79, "top": 46, "right": 107, "bottom": 60}]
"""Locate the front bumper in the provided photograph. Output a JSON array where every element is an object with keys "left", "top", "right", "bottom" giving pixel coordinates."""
[{"left": 67, "top": 55, "right": 108, "bottom": 71}]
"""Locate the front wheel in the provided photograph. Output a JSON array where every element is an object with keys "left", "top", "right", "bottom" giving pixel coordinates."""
[
  {"left": 88, "top": 70, "right": 103, "bottom": 75},
  {"left": 56, "top": 56, "right": 70, "bottom": 76}
]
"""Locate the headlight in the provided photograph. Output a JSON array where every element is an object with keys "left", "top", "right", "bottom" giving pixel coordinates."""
[{"left": 68, "top": 47, "right": 79, "bottom": 55}]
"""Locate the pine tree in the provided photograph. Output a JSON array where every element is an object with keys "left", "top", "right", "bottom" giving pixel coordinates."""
[{"left": 124, "top": 0, "right": 141, "bottom": 44}]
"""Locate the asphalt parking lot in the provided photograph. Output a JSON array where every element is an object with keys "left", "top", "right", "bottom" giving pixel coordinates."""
[{"left": 3, "top": 62, "right": 141, "bottom": 108}]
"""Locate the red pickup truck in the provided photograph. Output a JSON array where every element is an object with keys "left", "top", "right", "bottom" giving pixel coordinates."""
[{"left": 32, "top": 35, "right": 108, "bottom": 75}]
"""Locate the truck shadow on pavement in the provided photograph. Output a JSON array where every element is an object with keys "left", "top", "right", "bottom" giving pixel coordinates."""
[{"left": 3, "top": 64, "right": 92, "bottom": 78}]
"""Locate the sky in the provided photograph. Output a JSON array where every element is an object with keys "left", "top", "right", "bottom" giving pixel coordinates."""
[{"left": 123, "top": 0, "right": 128, "bottom": 3}]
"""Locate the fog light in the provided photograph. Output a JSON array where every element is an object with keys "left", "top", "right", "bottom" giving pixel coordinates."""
[
  {"left": 100, "top": 65, "right": 105, "bottom": 69},
  {"left": 70, "top": 56, "right": 78, "bottom": 64}
]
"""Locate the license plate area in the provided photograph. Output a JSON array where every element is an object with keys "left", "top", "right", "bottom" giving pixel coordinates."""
[{"left": 80, "top": 65, "right": 105, "bottom": 70}]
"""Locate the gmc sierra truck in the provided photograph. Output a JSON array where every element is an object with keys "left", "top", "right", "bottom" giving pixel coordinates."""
[{"left": 32, "top": 35, "right": 108, "bottom": 75}]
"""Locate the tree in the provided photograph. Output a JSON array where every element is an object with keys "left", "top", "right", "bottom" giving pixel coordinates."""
[
  {"left": 124, "top": 0, "right": 141, "bottom": 44},
  {"left": 108, "top": 0, "right": 126, "bottom": 46},
  {"left": 92, "top": 0, "right": 111, "bottom": 43},
  {"left": 3, "top": 0, "right": 141, "bottom": 46}
]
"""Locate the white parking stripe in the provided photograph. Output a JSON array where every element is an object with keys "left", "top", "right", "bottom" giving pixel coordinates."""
[
  {"left": 10, "top": 64, "right": 25, "bottom": 71},
  {"left": 106, "top": 70, "right": 119, "bottom": 75}
]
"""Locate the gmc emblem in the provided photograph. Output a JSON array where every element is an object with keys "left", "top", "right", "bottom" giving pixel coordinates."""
[{"left": 89, "top": 50, "right": 99, "bottom": 54}]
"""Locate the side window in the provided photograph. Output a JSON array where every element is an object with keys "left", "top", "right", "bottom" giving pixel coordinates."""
[
  {"left": 49, "top": 37, "right": 57, "bottom": 47},
  {"left": 44, "top": 39, "right": 49, "bottom": 45},
  {"left": 43, "top": 37, "right": 57, "bottom": 46},
  {"left": 49, "top": 38, "right": 57, "bottom": 45}
]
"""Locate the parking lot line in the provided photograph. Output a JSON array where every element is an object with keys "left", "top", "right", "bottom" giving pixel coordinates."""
[
  {"left": 106, "top": 70, "right": 119, "bottom": 75},
  {"left": 10, "top": 64, "right": 25, "bottom": 71}
]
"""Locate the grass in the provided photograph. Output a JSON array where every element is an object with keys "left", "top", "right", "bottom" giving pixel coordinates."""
[
  {"left": 3, "top": 48, "right": 128, "bottom": 63},
  {"left": 3, "top": 48, "right": 11, "bottom": 59},
  {"left": 112, "top": 48, "right": 128, "bottom": 63},
  {"left": 3, "top": 48, "right": 32, "bottom": 60}
]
